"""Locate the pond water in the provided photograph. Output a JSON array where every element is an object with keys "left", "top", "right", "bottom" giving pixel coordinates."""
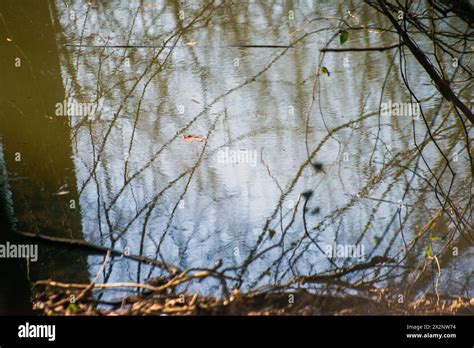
[{"left": 0, "top": 0, "right": 472, "bottom": 307}]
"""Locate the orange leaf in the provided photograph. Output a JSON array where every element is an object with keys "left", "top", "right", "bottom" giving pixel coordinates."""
[{"left": 182, "top": 134, "right": 205, "bottom": 142}]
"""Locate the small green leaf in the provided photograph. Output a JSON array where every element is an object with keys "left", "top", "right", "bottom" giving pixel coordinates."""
[
  {"left": 67, "top": 303, "right": 79, "bottom": 313},
  {"left": 268, "top": 229, "right": 276, "bottom": 239},
  {"left": 371, "top": 236, "right": 381, "bottom": 246},
  {"left": 425, "top": 248, "right": 433, "bottom": 257},
  {"left": 320, "top": 66, "right": 330, "bottom": 76},
  {"left": 262, "top": 271, "right": 271, "bottom": 277},
  {"left": 340, "top": 30, "right": 349, "bottom": 44},
  {"left": 430, "top": 236, "right": 440, "bottom": 241}
]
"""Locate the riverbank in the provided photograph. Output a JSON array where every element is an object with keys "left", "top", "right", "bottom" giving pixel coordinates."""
[{"left": 33, "top": 283, "right": 474, "bottom": 316}]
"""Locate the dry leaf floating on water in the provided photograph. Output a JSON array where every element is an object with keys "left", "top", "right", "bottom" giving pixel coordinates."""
[{"left": 182, "top": 134, "right": 205, "bottom": 142}]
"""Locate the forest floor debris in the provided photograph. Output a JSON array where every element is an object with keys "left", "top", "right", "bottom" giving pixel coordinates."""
[{"left": 33, "top": 283, "right": 474, "bottom": 316}]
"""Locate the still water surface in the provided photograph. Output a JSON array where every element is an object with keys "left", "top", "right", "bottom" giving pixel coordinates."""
[{"left": 0, "top": 1, "right": 471, "bottom": 306}]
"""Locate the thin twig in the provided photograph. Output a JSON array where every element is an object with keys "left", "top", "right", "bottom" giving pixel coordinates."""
[{"left": 320, "top": 42, "right": 402, "bottom": 52}]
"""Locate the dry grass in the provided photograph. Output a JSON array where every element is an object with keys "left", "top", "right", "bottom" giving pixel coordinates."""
[{"left": 33, "top": 286, "right": 474, "bottom": 316}]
